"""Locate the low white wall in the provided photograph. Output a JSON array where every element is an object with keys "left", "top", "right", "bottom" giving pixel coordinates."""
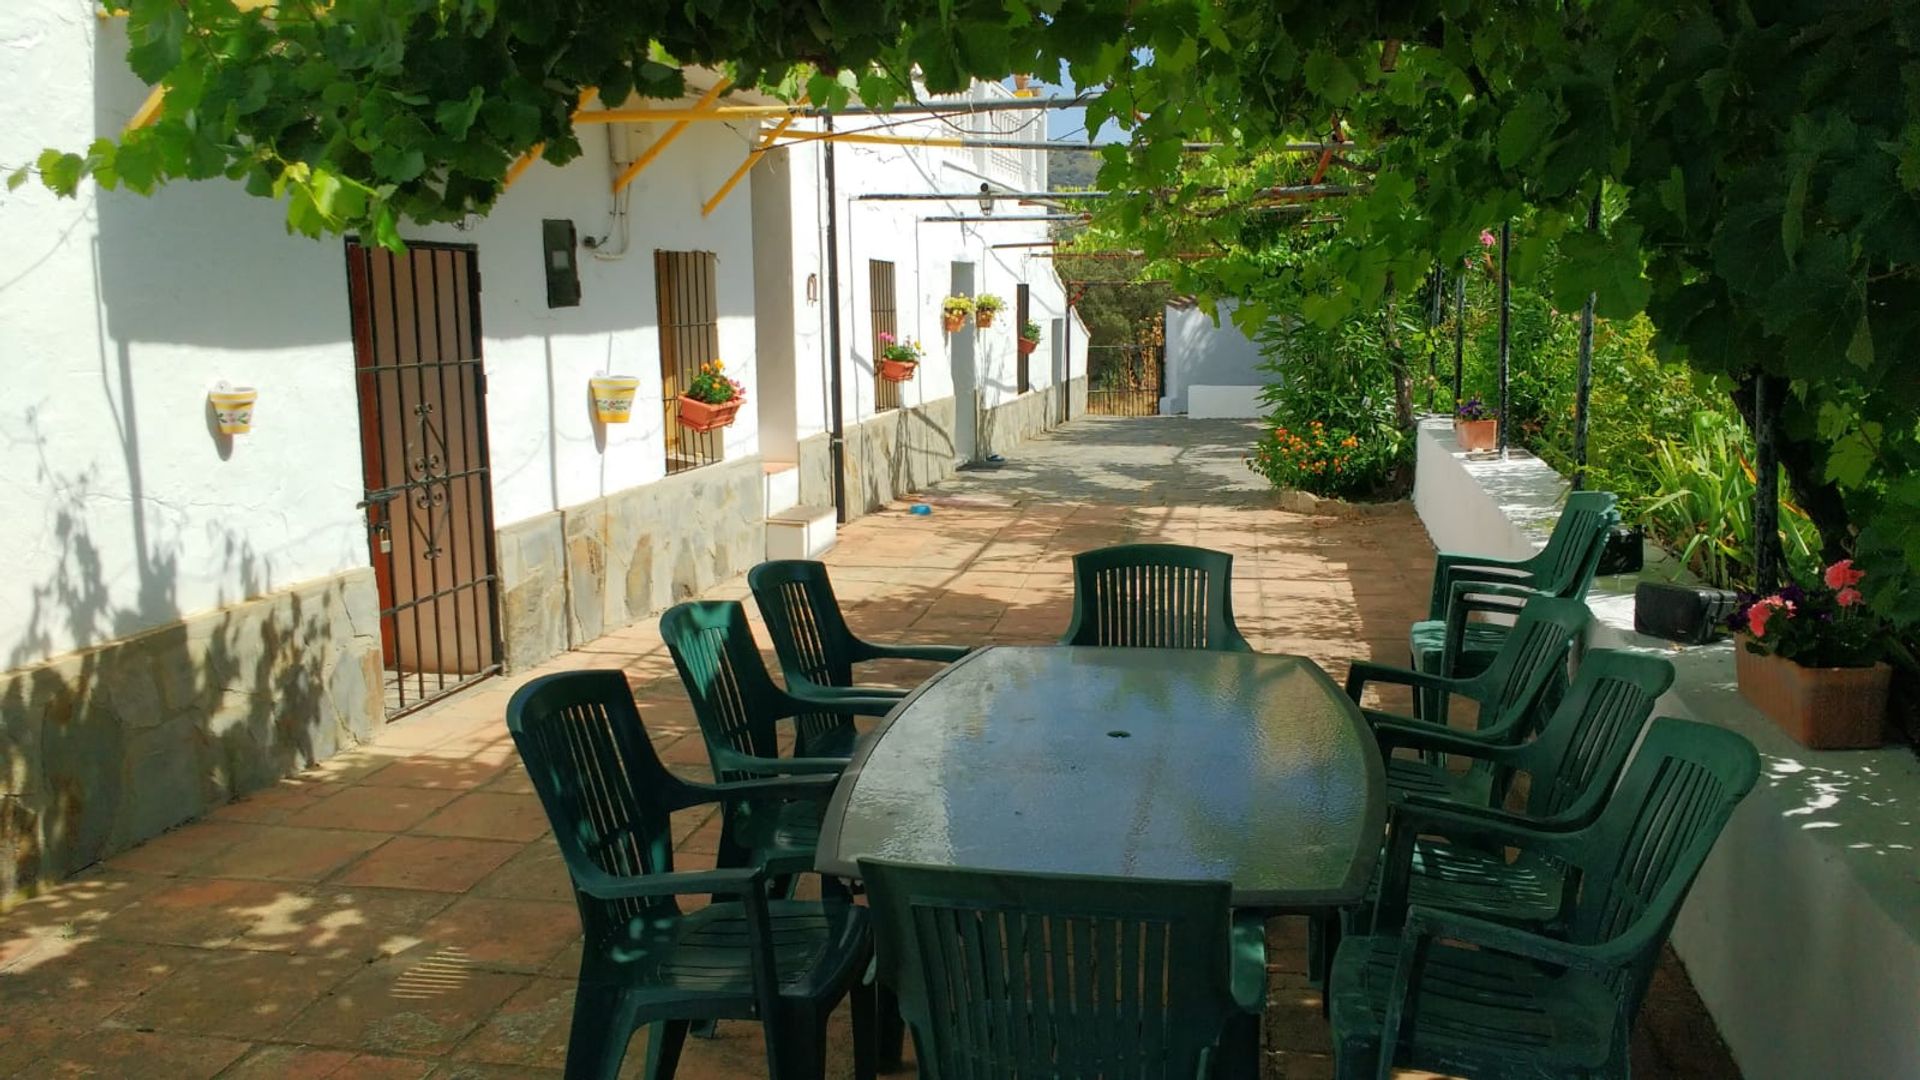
[
  {"left": 1187, "top": 385, "right": 1266, "bottom": 419},
  {"left": 1412, "top": 417, "right": 1920, "bottom": 1080},
  {"left": 1163, "top": 299, "right": 1265, "bottom": 415}
]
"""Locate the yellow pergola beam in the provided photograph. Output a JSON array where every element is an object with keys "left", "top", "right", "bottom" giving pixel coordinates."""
[
  {"left": 577, "top": 103, "right": 805, "bottom": 124},
  {"left": 771, "top": 131, "right": 1007, "bottom": 151},
  {"left": 699, "top": 104, "right": 803, "bottom": 217},
  {"left": 610, "top": 78, "right": 731, "bottom": 195},
  {"left": 125, "top": 85, "right": 167, "bottom": 132}
]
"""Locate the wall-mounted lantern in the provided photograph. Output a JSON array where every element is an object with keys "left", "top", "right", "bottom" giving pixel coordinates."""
[
  {"left": 977, "top": 182, "right": 995, "bottom": 216},
  {"left": 209, "top": 383, "right": 258, "bottom": 435}
]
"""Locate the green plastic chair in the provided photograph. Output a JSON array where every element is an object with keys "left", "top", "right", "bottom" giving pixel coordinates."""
[
  {"left": 749, "top": 559, "right": 970, "bottom": 705},
  {"left": 1409, "top": 491, "right": 1619, "bottom": 718},
  {"left": 1364, "top": 649, "right": 1675, "bottom": 928},
  {"left": 859, "top": 859, "right": 1267, "bottom": 1079},
  {"left": 660, "top": 600, "right": 896, "bottom": 878},
  {"left": 1061, "top": 543, "right": 1254, "bottom": 652},
  {"left": 1329, "top": 718, "right": 1760, "bottom": 1080},
  {"left": 1346, "top": 595, "right": 1591, "bottom": 750},
  {"left": 505, "top": 670, "right": 877, "bottom": 1080}
]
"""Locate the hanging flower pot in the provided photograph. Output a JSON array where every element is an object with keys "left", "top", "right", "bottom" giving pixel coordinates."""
[
  {"left": 677, "top": 395, "right": 744, "bottom": 432},
  {"left": 676, "top": 360, "right": 746, "bottom": 432},
  {"left": 1018, "top": 319, "right": 1041, "bottom": 355},
  {"left": 590, "top": 374, "right": 641, "bottom": 423},
  {"left": 974, "top": 294, "right": 1004, "bottom": 328},
  {"left": 878, "top": 359, "right": 919, "bottom": 383},
  {"left": 1017, "top": 337, "right": 1039, "bottom": 356},
  {"left": 941, "top": 295, "right": 974, "bottom": 333},
  {"left": 1453, "top": 397, "right": 1498, "bottom": 451},
  {"left": 877, "top": 332, "right": 925, "bottom": 383},
  {"left": 208, "top": 384, "right": 258, "bottom": 435}
]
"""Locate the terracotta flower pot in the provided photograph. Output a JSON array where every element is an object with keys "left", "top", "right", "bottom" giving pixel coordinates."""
[
  {"left": 1733, "top": 634, "right": 1890, "bottom": 749},
  {"left": 1017, "top": 337, "right": 1039, "bottom": 355},
  {"left": 942, "top": 311, "right": 967, "bottom": 333},
  {"left": 677, "top": 394, "right": 742, "bottom": 433},
  {"left": 1454, "top": 417, "right": 1497, "bottom": 452},
  {"left": 878, "top": 358, "right": 919, "bottom": 383},
  {"left": 590, "top": 375, "right": 640, "bottom": 423},
  {"left": 975, "top": 310, "right": 997, "bottom": 328}
]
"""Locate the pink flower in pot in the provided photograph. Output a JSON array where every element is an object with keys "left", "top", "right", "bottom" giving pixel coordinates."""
[
  {"left": 1824, "top": 559, "right": 1864, "bottom": 590},
  {"left": 1747, "top": 596, "right": 1795, "bottom": 637}
]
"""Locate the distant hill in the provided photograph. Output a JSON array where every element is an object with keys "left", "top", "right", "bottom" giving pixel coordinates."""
[{"left": 1048, "top": 148, "right": 1102, "bottom": 191}]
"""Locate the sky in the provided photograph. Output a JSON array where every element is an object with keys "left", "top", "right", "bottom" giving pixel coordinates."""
[{"left": 1028, "top": 62, "right": 1126, "bottom": 146}]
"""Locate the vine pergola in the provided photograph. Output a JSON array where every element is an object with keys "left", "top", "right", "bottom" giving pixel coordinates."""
[{"left": 20, "top": 0, "right": 1919, "bottom": 609}]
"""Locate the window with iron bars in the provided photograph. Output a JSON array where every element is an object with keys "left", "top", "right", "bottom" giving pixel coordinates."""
[
  {"left": 870, "top": 259, "right": 902, "bottom": 411},
  {"left": 1016, "top": 283, "right": 1031, "bottom": 393},
  {"left": 656, "top": 250, "right": 725, "bottom": 473}
]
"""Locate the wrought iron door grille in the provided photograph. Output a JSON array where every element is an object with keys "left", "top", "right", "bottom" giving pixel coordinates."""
[
  {"left": 870, "top": 259, "right": 902, "bottom": 411},
  {"left": 1086, "top": 343, "right": 1163, "bottom": 417},
  {"left": 657, "top": 250, "right": 726, "bottom": 473},
  {"left": 345, "top": 241, "right": 504, "bottom": 718}
]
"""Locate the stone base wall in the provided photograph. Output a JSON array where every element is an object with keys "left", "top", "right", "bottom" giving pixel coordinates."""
[
  {"left": 979, "top": 388, "right": 1060, "bottom": 459},
  {"left": 800, "top": 396, "right": 964, "bottom": 521},
  {"left": 0, "top": 569, "right": 382, "bottom": 906},
  {"left": 1065, "top": 375, "right": 1089, "bottom": 422},
  {"left": 495, "top": 454, "right": 766, "bottom": 668}
]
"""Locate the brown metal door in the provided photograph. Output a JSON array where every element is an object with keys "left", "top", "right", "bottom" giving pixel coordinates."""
[{"left": 345, "top": 240, "right": 503, "bottom": 718}]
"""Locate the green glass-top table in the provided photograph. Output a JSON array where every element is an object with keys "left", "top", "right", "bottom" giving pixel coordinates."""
[{"left": 816, "top": 645, "right": 1387, "bottom": 910}]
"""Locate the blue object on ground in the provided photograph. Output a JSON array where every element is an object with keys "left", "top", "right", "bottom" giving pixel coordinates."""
[
  {"left": 986, "top": 454, "right": 1006, "bottom": 463},
  {"left": 910, "top": 504, "right": 932, "bottom": 516}
]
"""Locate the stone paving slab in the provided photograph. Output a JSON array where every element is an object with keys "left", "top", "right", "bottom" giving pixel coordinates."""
[{"left": 0, "top": 418, "right": 1738, "bottom": 1078}]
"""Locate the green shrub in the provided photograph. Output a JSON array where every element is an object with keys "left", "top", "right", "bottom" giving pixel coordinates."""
[{"left": 1247, "top": 307, "right": 1413, "bottom": 499}]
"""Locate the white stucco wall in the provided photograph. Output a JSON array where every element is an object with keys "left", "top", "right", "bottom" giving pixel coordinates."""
[
  {"left": 424, "top": 116, "right": 762, "bottom": 528},
  {"left": 1, "top": 3, "right": 765, "bottom": 665},
  {"left": 1163, "top": 299, "right": 1266, "bottom": 415},
  {"left": 1, "top": 2, "right": 369, "bottom": 665}
]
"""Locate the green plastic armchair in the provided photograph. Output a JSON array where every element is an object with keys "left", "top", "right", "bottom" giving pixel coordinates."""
[
  {"left": 1364, "top": 649, "right": 1675, "bottom": 927},
  {"left": 1330, "top": 718, "right": 1759, "bottom": 1080},
  {"left": 1061, "top": 543, "right": 1254, "bottom": 652},
  {"left": 506, "top": 670, "right": 877, "bottom": 1080},
  {"left": 1347, "top": 595, "right": 1591, "bottom": 750},
  {"left": 860, "top": 859, "right": 1267, "bottom": 1079},
  {"left": 660, "top": 600, "right": 896, "bottom": 878},
  {"left": 749, "top": 559, "right": 970, "bottom": 705},
  {"left": 1409, "top": 491, "right": 1619, "bottom": 718}
]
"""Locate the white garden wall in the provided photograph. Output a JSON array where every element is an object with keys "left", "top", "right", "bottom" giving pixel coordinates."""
[{"left": 1163, "top": 299, "right": 1266, "bottom": 416}]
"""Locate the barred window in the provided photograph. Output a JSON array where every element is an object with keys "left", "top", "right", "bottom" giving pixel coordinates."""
[
  {"left": 870, "top": 260, "right": 902, "bottom": 411},
  {"left": 1016, "top": 283, "right": 1031, "bottom": 393},
  {"left": 656, "top": 250, "right": 724, "bottom": 473}
]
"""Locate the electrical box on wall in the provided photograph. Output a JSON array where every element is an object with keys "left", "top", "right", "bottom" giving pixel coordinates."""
[{"left": 542, "top": 219, "right": 581, "bottom": 308}]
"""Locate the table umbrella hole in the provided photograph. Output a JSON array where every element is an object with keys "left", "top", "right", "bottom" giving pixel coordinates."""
[{"left": 1107, "top": 730, "right": 1132, "bottom": 738}]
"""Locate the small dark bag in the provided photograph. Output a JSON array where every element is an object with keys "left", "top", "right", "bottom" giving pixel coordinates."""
[
  {"left": 1633, "top": 580, "right": 1739, "bottom": 645},
  {"left": 1596, "top": 525, "right": 1645, "bottom": 576}
]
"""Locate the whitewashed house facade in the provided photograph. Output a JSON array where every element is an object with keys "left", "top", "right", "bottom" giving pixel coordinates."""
[{"left": 0, "top": 0, "right": 1081, "bottom": 903}]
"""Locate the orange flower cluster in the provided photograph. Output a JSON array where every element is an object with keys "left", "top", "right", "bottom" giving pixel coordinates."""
[{"left": 1268, "top": 424, "right": 1351, "bottom": 475}]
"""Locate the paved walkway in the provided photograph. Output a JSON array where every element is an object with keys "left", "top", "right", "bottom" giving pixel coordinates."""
[{"left": 0, "top": 418, "right": 1736, "bottom": 1078}]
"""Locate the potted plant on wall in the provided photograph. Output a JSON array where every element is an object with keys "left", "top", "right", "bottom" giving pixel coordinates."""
[
  {"left": 589, "top": 372, "right": 641, "bottom": 423},
  {"left": 877, "top": 333, "right": 923, "bottom": 382},
  {"left": 1017, "top": 319, "right": 1042, "bottom": 355},
  {"left": 1454, "top": 396, "right": 1498, "bottom": 451},
  {"left": 974, "top": 293, "right": 1005, "bottom": 328},
  {"left": 941, "top": 295, "right": 974, "bottom": 333},
  {"left": 677, "top": 360, "right": 746, "bottom": 432},
  {"left": 1729, "top": 559, "right": 1891, "bottom": 748}
]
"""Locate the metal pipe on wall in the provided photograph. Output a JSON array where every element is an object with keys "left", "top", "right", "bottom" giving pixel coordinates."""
[
  {"left": 824, "top": 116, "right": 848, "bottom": 524},
  {"left": 1497, "top": 220, "right": 1512, "bottom": 454}
]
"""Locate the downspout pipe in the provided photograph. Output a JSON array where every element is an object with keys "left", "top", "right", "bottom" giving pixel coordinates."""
[{"left": 824, "top": 116, "right": 848, "bottom": 524}]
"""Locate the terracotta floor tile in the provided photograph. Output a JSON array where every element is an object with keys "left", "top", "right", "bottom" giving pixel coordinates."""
[
  {"left": 408, "top": 897, "right": 580, "bottom": 972},
  {"left": 106, "top": 948, "right": 356, "bottom": 1039},
  {"left": 469, "top": 845, "right": 572, "bottom": 904},
  {"left": 0, "top": 940, "right": 201, "bottom": 1026},
  {"left": 215, "top": 1045, "right": 437, "bottom": 1080},
  {"left": 410, "top": 794, "right": 550, "bottom": 844},
  {"left": 235, "top": 886, "right": 456, "bottom": 961},
  {"left": 100, "top": 821, "right": 262, "bottom": 875},
  {"left": 448, "top": 976, "right": 575, "bottom": 1066},
  {"left": 335, "top": 837, "right": 523, "bottom": 893},
  {"left": 360, "top": 752, "right": 511, "bottom": 791},
  {"left": 14, "top": 1028, "right": 251, "bottom": 1079},
  {"left": 288, "top": 786, "right": 464, "bottom": 833},
  {"left": 206, "top": 782, "right": 342, "bottom": 824},
  {"left": 287, "top": 955, "right": 529, "bottom": 1055},
  {"left": 97, "top": 877, "right": 303, "bottom": 948},
  {"left": 196, "top": 826, "right": 390, "bottom": 882}
]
